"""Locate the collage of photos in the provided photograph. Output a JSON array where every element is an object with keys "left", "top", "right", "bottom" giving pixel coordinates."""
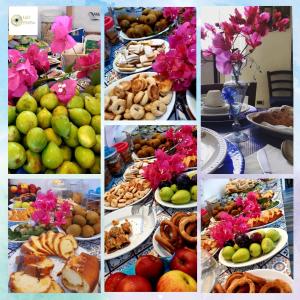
[
  {"left": 8, "top": 6, "right": 101, "bottom": 175},
  {"left": 5, "top": 3, "right": 295, "bottom": 296}
]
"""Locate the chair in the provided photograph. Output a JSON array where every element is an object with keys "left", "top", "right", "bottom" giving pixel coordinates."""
[
  {"left": 267, "top": 70, "right": 293, "bottom": 107},
  {"left": 201, "top": 82, "right": 257, "bottom": 107}
]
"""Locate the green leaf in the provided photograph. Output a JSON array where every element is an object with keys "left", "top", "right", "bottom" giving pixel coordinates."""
[{"left": 89, "top": 69, "right": 100, "bottom": 85}]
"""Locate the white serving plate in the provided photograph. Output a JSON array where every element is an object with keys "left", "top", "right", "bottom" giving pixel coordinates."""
[
  {"left": 123, "top": 160, "right": 154, "bottom": 181},
  {"left": 119, "top": 24, "right": 172, "bottom": 41},
  {"left": 57, "top": 227, "right": 100, "bottom": 241},
  {"left": 104, "top": 205, "right": 157, "bottom": 260},
  {"left": 154, "top": 170, "right": 197, "bottom": 209},
  {"left": 113, "top": 39, "right": 169, "bottom": 74},
  {"left": 201, "top": 102, "right": 250, "bottom": 117},
  {"left": 201, "top": 127, "right": 227, "bottom": 174},
  {"left": 247, "top": 107, "right": 293, "bottom": 137},
  {"left": 104, "top": 186, "right": 152, "bottom": 211},
  {"left": 219, "top": 228, "right": 288, "bottom": 268},
  {"left": 250, "top": 215, "right": 284, "bottom": 230},
  {"left": 186, "top": 90, "right": 197, "bottom": 119},
  {"left": 8, "top": 246, "right": 99, "bottom": 293},
  {"left": 152, "top": 226, "right": 172, "bottom": 257},
  {"left": 105, "top": 72, "right": 176, "bottom": 121}
]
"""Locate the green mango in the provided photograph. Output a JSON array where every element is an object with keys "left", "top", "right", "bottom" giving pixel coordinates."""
[
  {"left": 94, "top": 84, "right": 101, "bottom": 95},
  {"left": 16, "top": 111, "right": 38, "bottom": 134},
  {"left": 42, "top": 141, "right": 64, "bottom": 169},
  {"left": 75, "top": 146, "right": 95, "bottom": 169},
  {"left": 23, "top": 150, "right": 42, "bottom": 174},
  {"left": 69, "top": 108, "right": 91, "bottom": 127},
  {"left": 40, "top": 93, "right": 58, "bottom": 111},
  {"left": 84, "top": 95, "right": 100, "bottom": 115},
  {"left": 53, "top": 105, "right": 68, "bottom": 117},
  {"left": 84, "top": 85, "right": 95, "bottom": 95},
  {"left": 44, "top": 128, "right": 62, "bottom": 146},
  {"left": 63, "top": 123, "right": 79, "bottom": 148},
  {"left": 56, "top": 161, "right": 83, "bottom": 174},
  {"left": 8, "top": 105, "right": 17, "bottom": 125},
  {"left": 26, "top": 127, "right": 48, "bottom": 153},
  {"left": 37, "top": 108, "right": 52, "bottom": 129},
  {"left": 33, "top": 84, "right": 50, "bottom": 101},
  {"left": 51, "top": 115, "right": 71, "bottom": 138},
  {"left": 91, "top": 115, "right": 100, "bottom": 134},
  {"left": 61, "top": 145, "right": 72, "bottom": 161},
  {"left": 78, "top": 125, "right": 96, "bottom": 148},
  {"left": 8, "top": 142, "right": 26, "bottom": 169},
  {"left": 92, "top": 134, "right": 101, "bottom": 153},
  {"left": 79, "top": 93, "right": 91, "bottom": 101},
  {"left": 16, "top": 92, "right": 37, "bottom": 113},
  {"left": 8, "top": 125, "right": 21, "bottom": 142},
  {"left": 89, "top": 156, "right": 100, "bottom": 174},
  {"left": 67, "top": 95, "right": 84, "bottom": 109}
]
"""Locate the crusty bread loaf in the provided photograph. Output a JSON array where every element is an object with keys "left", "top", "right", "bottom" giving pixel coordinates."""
[
  {"left": 30, "top": 236, "right": 51, "bottom": 255},
  {"left": 61, "top": 253, "right": 99, "bottom": 293},
  {"left": 47, "top": 280, "right": 64, "bottom": 293},
  {"left": 53, "top": 233, "right": 65, "bottom": 256},
  {"left": 46, "top": 231, "right": 57, "bottom": 254},
  {"left": 40, "top": 232, "right": 55, "bottom": 255},
  {"left": 21, "top": 241, "right": 45, "bottom": 256},
  {"left": 9, "top": 271, "right": 52, "bottom": 293},
  {"left": 58, "top": 237, "right": 75, "bottom": 259}
]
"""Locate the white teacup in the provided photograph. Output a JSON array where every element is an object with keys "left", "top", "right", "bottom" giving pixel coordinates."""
[{"left": 204, "top": 90, "right": 225, "bottom": 107}]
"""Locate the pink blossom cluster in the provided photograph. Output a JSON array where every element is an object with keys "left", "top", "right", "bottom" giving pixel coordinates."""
[
  {"left": 143, "top": 149, "right": 186, "bottom": 189},
  {"left": 32, "top": 190, "right": 71, "bottom": 226},
  {"left": 165, "top": 125, "right": 197, "bottom": 157},
  {"left": 74, "top": 49, "right": 101, "bottom": 79},
  {"left": 8, "top": 44, "right": 50, "bottom": 100},
  {"left": 153, "top": 8, "right": 196, "bottom": 91},
  {"left": 201, "top": 6, "right": 289, "bottom": 75},
  {"left": 235, "top": 191, "right": 261, "bottom": 218},
  {"left": 50, "top": 79, "right": 77, "bottom": 104}
]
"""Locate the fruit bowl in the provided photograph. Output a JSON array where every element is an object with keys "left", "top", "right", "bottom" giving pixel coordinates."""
[
  {"left": 218, "top": 228, "right": 288, "bottom": 268},
  {"left": 154, "top": 170, "right": 197, "bottom": 209}
]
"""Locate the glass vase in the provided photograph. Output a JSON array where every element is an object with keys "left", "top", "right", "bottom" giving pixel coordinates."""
[{"left": 222, "top": 63, "right": 249, "bottom": 143}]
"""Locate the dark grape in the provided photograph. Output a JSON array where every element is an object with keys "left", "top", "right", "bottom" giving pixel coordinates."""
[
  {"left": 159, "top": 181, "right": 172, "bottom": 189},
  {"left": 250, "top": 232, "right": 263, "bottom": 244},
  {"left": 224, "top": 240, "right": 235, "bottom": 247},
  {"left": 234, "top": 233, "right": 251, "bottom": 248}
]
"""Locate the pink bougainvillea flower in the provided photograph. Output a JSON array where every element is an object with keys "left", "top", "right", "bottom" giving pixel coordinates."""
[
  {"left": 8, "top": 49, "right": 24, "bottom": 64},
  {"left": 245, "top": 32, "right": 262, "bottom": 49},
  {"left": 163, "top": 7, "right": 181, "bottom": 21},
  {"left": 50, "top": 79, "right": 77, "bottom": 103},
  {"left": 25, "top": 44, "right": 50, "bottom": 73},
  {"left": 182, "top": 7, "right": 196, "bottom": 22},
  {"left": 201, "top": 26, "right": 207, "bottom": 40},
  {"left": 216, "top": 51, "right": 232, "bottom": 74},
  {"left": 74, "top": 49, "right": 100, "bottom": 78},
  {"left": 273, "top": 11, "right": 290, "bottom": 32},
  {"left": 50, "top": 16, "right": 76, "bottom": 54}
]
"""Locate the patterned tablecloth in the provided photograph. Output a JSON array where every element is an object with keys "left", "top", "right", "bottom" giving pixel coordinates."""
[
  {"left": 104, "top": 175, "right": 195, "bottom": 278},
  {"left": 105, "top": 27, "right": 196, "bottom": 120},
  {"left": 210, "top": 179, "right": 292, "bottom": 286}
]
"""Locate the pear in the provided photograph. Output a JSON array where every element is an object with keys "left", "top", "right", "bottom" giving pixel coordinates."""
[
  {"left": 56, "top": 161, "right": 83, "bottom": 174},
  {"left": 8, "top": 142, "right": 26, "bottom": 169},
  {"left": 84, "top": 95, "right": 100, "bottom": 115},
  {"left": 26, "top": 127, "right": 48, "bottom": 153},
  {"left": 84, "top": 85, "right": 95, "bottom": 95},
  {"left": 94, "top": 84, "right": 101, "bottom": 95},
  {"left": 44, "top": 128, "right": 62, "bottom": 146},
  {"left": 75, "top": 146, "right": 95, "bottom": 168},
  {"left": 91, "top": 115, "right": 100, "bottom": 134},
  {"left": 40, "top": 93, "right": 58, "bottom": 111},
  {"left": 63, "top": 123, "right": 79, "bottom": 147},
  {"left": 67, "top": 95, "right": 84, "bottom": 109},
  {"left": 171, "top": 190, "right": 191, "bottom": 205},
  {"left": 61, "top": 145, "right": 72, "bottom": 161},
  {"left": 51, "top": 115, "right": 71, "bottom": 138},
  {"left": 16, "top": 111, "right": 38, "bottom": 134},
  {"left": 92, "top": 134, "right": 101, "bottom": 153},
  {"left": 33, "top": 84, "right": 50, "bottom": 101},
  {"left": 8, "top": 105, "right": 17, "bottom": 125},
  {"left": 90, "top": 156, "right": 100, "bottom": 174},
  {"left": 8, "top": 125, "right": 21, "bottom": 142},
  {"left": 16, "top": 92, "right": 37, "bottom": 113},
  {"left": 79, "top": 93, "right": 91, "bottom": 100},
  {"left": 53, "top": 105, "right": 68, "bottom": 117},
  {"left": 42, "top": 141, "right": 64, "bottom": 169},
  {"left": 78, "top": 125, "right": 96, "bottom": 148},
  {"left": 23, "top": 150, "right": 42, "bottom": 174},
  {"left": 37, "top": 108, "right": 52, "bottom": 129},
  {"left": 69, "top": 108, "right": 91, "bottom": 127}
]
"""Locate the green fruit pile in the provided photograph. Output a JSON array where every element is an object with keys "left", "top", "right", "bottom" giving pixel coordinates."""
[
  {"left": 158, "top": 172, "right": 197, "bottom": 205},
  {"left": 222, "top": 229, "right": 281, "bottom": 263},
  {"left": 8, "top": 84, "right": 101, "bottom": 174}
]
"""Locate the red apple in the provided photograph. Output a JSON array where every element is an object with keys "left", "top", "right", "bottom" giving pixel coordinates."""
[
  {"left": 135, "top": 255, "right": 164, "bottom": 282},
  {"left": 29, "top": 184, "right": 37, "bottom": 194},
  {"left": 156, "top": 270, "right": 197, "bottom": 292},
  {"left": 105, "top": 272, "right": 127, "bottom": 292},
  {"left": 116, "top": 275, "right": 152, "bottom": 292},
  {"left": 170, "top": 248, "right": 197, "bottom": 279}
]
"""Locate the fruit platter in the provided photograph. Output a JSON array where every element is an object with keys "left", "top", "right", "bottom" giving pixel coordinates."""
[{"left": 154, "top": 171, "right": 197, "bottom": 209}]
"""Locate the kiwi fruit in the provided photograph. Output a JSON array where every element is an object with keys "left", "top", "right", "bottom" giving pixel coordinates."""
[
  {"left": 81, "top": 225, "right": 95, "bottom": 238},
  {"left": 73, "top": 214, "right": 87, "bottom": 226},
  {"left": 61, "top": 216, "right": 72, "bottom": 231},
  {"left": 66, "top": 224, "right": 82, "bottom": 237},
  {"left": 73, "top": 205, "right": 86, "bottom": 217},
  {"left": 86, "top": 211, "right": 99, "bottom": 225},
  {"left": 93, "top": 223, "right": 100, "bottom": 234}
]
